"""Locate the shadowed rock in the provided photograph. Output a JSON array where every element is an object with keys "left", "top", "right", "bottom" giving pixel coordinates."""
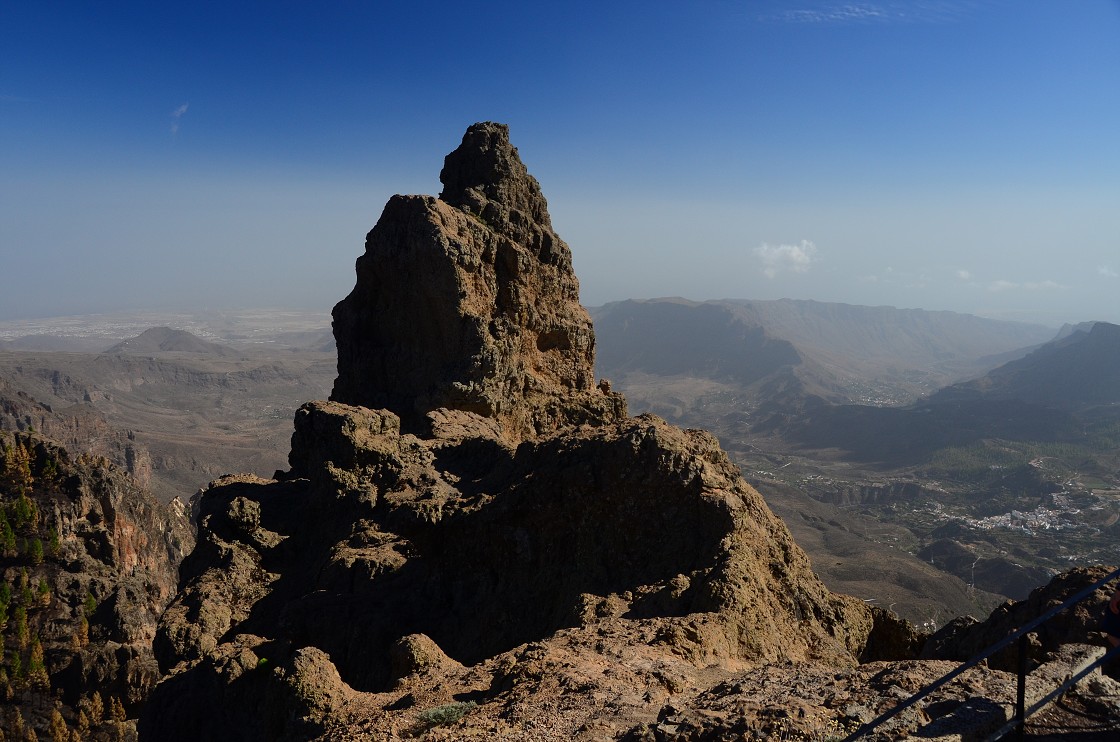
[
  {"left": 332, "top": 122, "right": 625, "bottom": 443},
  {"left": 142, "top": 124, "right": 888, "bottom": 742}
]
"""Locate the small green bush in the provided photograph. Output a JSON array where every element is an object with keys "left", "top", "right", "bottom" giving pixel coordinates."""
[{"left": 416, "top": 701, "right": 477, "bottom": 728}]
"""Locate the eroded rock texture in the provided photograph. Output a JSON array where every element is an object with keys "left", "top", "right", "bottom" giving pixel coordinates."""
[
  {"left": 331, "top": 122, "right": 625, "bottom": 443},
  {"left": 0, "top": 429, "right": 193, "bottom": 739},
  {"left": 142, "top": 124, "right": 895, "bottom": 741}
]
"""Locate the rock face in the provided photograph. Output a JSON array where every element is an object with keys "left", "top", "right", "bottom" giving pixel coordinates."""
[
  {"left": 0, "top": 429, "right": 193, "bottom": 739},
  {"left": 1, "top": 377, "right": 155, "bottom": 489},
  {"left": 331, "top": 122, "right": 625, "bottom": 442},
  {"left": 923, "top": 565, "right": 1118, "bottom": 670},
  {"left": 140, "top": 124, "right": 897, "bottom": 741}
]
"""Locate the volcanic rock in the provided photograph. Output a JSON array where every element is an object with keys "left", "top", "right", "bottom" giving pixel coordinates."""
[
  {"left": 922, "top": 565, "right": 1118, "bottom": 671},
  {"left": 140, "top": 124, "right": 902, "bottom": 741},
  {"left": 331, "top": 122, "right": 626, "bottom": 443},
  {"left": 0, "top": 428, "right": 193, "bottom": 739}
]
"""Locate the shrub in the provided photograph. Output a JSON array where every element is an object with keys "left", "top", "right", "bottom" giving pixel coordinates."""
[{"left": 416, "top": 701, "right": 477, "bottom": 728}]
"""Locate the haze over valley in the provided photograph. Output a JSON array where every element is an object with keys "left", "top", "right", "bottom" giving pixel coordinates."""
[
  {"left": 4, "top": 2, "right": 1120, "bottom": 738},
  {"left": 4, "top": 296, "right": 1118, "bottom": 628}
]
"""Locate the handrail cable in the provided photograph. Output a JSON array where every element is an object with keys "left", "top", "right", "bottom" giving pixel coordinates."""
[
  {"left": 841, "top": 566, "right": 1120, "bottom": 741},
  {"left": 985, "top": 642, "right": 1120, "bottom": 741}
]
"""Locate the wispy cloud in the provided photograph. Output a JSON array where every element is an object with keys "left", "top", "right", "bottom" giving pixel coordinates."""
[
  {"left": 775, "top": 4, "right": 887, "bottom": 23},
  {"left": 754, "top": 240, "right": 818, "bottom": 279},
  {"left": 956, "top": 269, "right": 973, "bottom": 281},
  {"left": 987, "top": 279, "right": 1067, "bottom": 292},
  {"left": 756, "top": 1, "right": 969, "bottom": 25},
  {"left": 170, "top": 103, "right": 189, "bottom": 136},
  {"left": 1098, "top": 265, "right": 1118, "bottom": 278},
  {"left": 858, "top": 266, "right": 926, "bottom": 288}
]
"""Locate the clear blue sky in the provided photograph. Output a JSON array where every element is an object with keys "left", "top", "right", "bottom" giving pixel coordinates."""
[{"left": 3, "top": 1, "right": 1119, "bottom": 326}]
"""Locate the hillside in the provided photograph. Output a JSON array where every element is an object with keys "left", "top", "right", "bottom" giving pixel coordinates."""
[
  {"left": 0, "top": 429, "right": 193, "bottom": 740},
  {"left": 0, "top": 348, "right": 335, "bottom": 504},
  {"left": 932, "top": 321, "right": 1120, "bottom": 412},
  {"left": 786, "top": 320, "right": 1120, "bottom": 462},
  {"left": 104, "top": 327, "right": 237, "bottom": 356},
  {"left": 592, "top": 297, "right": 1055, "bottom": 410}
]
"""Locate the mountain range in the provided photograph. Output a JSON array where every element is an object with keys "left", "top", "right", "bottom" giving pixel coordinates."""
[
  {"left": 784, "top": 320, "right": 1120, "bottom": 464},
  {"left": 1, "top": 123, "right": 1117, "bottom": 740},
  {"left": 592, "top": 297, "right": 1056, "bottom": 411}
]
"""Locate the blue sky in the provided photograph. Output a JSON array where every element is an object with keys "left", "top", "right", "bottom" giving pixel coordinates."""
[{"left": 3, "top": 1, "right": 1119, "bottom": 326}]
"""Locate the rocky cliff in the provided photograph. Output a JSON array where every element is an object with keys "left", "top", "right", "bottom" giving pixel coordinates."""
[
  {"left": 0, "top": 428, "right": 193, "bottom": 739},
  {"left": 138, "top": 124, "right": 1120, "bottom": 741},
  {"left": 138, "top": 124, "right": 901, "bottom": 741},
  {"left": 331, "top": 123, "right": 626, "bottom": 443}
]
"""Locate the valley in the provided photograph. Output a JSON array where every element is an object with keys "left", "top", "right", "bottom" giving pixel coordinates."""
[
  {"left": 4, "top": 300, "right": 1117, "bottom": 627},
  {"left": 0, "top": 311, "right": 335, "bottom": 504},
  {"left": 593, "top": 298, "right": 1120, "bottom": 623}
]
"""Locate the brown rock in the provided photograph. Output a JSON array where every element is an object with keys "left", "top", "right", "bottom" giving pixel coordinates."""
[
  {"left": 331, "top": 122, "right": 626, "bottom": 443},
  {"left": 922, "top": 565, "right": 1117, "bottom": 671},
  {"left": 389, "top": 634, "right": 463, "bottom": 681},
  {"left": 0, "top": 429, "right": 193, "bottom": 733},
  {"left": 142, "top": 124, "right": 885, "bottom": 741}
]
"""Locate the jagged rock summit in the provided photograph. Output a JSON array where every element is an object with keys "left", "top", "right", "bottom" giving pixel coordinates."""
[
  {"left": 141, "top": 124, "right": 899, "bottom": 741},
  {"left": 332, "top": 122, "right": 625, "bottom": 442}
]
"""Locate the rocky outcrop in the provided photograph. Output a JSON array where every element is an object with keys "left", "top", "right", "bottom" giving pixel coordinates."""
[
  {"left": 922, "top": 565, "right": 1117, "bottom": 671},
  {"left": 144, "top": 399, "right": 878, "bottom": 739},
  {"left": 331, "top": 122, "right": 625, "bottom": 443},
  {"left": 0, "top": 429, "right": 193, "bottom": 739},
  {"left": 139, "top": 124, "right": 897, "bottom": 741}
]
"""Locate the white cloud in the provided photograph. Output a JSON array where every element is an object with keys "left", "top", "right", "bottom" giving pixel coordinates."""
[
  {"left": 1098, "top": 265, "right": 1118, "bottom": 278},
  {"left": 756, "top": 1, "right": 969, "bottom": 25},
  {"left": 170, "top": 103, "right": 189, "bottom": 135},
  {"left": 987, "top": 279, "right": 1067, "bottom": 292},
  {"left": 754, "top": 240, "right": 818, "bottom": 279},
  {"left": 956, "top": 269, "right": 972, "bottom": 281},
  {"left": 767, "top": 4, "right": 887, "bottom": 23}
]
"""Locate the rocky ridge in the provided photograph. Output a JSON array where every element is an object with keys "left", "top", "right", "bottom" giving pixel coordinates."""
[
  {"left": 139, "top": 124, "right": 1120, "bottom": 740},
  {"left": 0, "top": 428, "right": 194, "bottom": 739},
  {"left": 0, "top": 376, "right": 155, "bottom": 490},
  {"left": 331, "top": 123, "right": 626, "bottom": 443}
]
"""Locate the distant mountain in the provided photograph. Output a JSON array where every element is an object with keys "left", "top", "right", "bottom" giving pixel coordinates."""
[
  {"left": 932, "top": 321, "right": 1120, "bottom": 412},
  {"left": 1, "top": 334, "right": 118, "bottom": 352},
  {"left": 591, "top": 298, "right": 1056, "bottom": 411},
  {"left": 269, "top": 328, "right": 336, "bottom": 352},
  {"left": 720, "top": 298, "right": 1054, "bottom": 381},
  {"left": 105, "top": 326, "right": 236, "bottom": 356},
  {"left": 593, "top": 299, "right": 803, "bottom": 385},
  {"left": 782, "top": 320, "right": 1120, "bottom": 464}
]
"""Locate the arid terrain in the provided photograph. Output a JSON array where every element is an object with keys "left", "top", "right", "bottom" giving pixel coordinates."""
[
  {"left": 4, "top": 299, "right": 1118, "bottom": 630},
  {"left": 0, "top": 312, "right": 335, "bottom": 504},
  {"left": 1, "top": 123, "right": 1118, "bottom": 740}
]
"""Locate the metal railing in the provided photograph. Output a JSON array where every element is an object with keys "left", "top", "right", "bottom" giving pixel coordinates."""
[{"left": 841, "top": 566, "right": 1120, "bottom": 741}]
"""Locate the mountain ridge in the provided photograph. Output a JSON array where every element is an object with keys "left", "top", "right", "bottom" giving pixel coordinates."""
[
  {"left": 592, "top": 297, "right": 1057, "bottom": 411},
  {"left": 104, "top": 326, "right": 236, "bottom": 357},
  {"left": 139, "top": 122, "right": 907, "bottom": 741}
]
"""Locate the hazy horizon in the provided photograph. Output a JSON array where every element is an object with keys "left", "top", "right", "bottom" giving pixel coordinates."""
[{"left": 4, "top": 1, "right": 1119, "bottom": 327}]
